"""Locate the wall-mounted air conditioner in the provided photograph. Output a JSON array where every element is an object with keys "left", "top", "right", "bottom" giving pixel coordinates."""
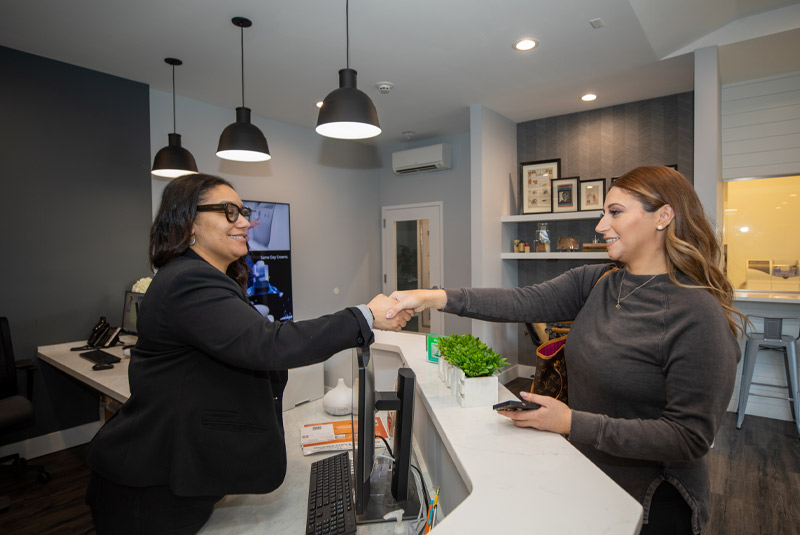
[{"left": 392, "top": 143, "right": 452, "bottom": 175}]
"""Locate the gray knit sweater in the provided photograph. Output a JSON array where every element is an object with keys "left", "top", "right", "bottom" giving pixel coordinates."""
[{"left": 443, "top": 263, "right": 739, "bottom": 534}]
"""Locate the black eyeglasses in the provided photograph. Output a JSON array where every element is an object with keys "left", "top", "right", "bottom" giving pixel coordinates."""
[{"left": 196, "top": 203, "right": 252, "bottom": 223}]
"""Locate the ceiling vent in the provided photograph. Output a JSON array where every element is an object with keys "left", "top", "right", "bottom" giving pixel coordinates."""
[{"left": 392, "top": 143, "right": 452, "bottom": 175}]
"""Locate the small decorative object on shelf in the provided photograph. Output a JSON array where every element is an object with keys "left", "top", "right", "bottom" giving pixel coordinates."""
[{"left": 557, "top": 236, "right": 580, "bottom": 252}]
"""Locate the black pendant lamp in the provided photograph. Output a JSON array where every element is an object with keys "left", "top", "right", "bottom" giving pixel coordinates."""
[
  {"left": 217, "top": 17, "right": 271, "bottom": 162},
  {"left": 152, "top": 58, "right": 199, "bottom": 178},
  {"left": 316, "top": 0, "right": 381, "bottom": 139}
]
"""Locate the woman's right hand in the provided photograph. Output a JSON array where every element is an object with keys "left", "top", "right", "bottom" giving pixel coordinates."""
[{"left": 385, "top": 289, "right": 447, "bottom": 319}]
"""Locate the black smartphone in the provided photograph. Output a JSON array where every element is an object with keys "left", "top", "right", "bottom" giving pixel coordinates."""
[{"left": 493, "top": 400, "right": 541, "bottom": 411}]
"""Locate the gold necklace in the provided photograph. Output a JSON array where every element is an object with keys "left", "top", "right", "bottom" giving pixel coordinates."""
[{"left": 616, "top": 270, "right": 658, "bottom": 309}]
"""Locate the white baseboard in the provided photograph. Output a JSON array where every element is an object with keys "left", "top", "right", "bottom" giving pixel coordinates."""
[
  {"left": 0, "top": 420, "right": 103, "bottom": 461},
  {"left": 498, "top": 364, "right": 536, "bottom": 386}
]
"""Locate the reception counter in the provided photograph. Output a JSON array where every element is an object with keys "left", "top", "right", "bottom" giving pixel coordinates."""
[{"left": 39, "top": 331, "right": 643, "bottom": 534}]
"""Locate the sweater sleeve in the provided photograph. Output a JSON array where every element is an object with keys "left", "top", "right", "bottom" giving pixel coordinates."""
[
  {"left": 443, "top": 263, "right": 613, "bottom": 323},
  {"left": 153, "top": 261, "right": 372, "bottom": 371},
  {"left": 568, "top": 291, "right": 739, "bottom": 463}
]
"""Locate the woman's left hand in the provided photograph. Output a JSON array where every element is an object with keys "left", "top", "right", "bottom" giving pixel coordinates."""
[{"left": 496, "top": 391, "right": 572, "bottom": 435}]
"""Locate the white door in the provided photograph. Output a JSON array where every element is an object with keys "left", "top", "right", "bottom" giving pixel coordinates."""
[{"left": 382, "top": 203, "right": 443, "bottom": 335}]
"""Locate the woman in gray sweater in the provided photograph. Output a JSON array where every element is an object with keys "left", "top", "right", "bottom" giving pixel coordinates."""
[{"left": 387, "top": 166, "right": 745, "bottom": 535}]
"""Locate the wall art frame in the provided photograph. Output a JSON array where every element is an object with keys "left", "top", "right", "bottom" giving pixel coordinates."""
[
  {"left": 579, "top": 178, "right": 605, "bottom": 211},
  {"left": 551, "top": 177, "right": 579, "bottom": 213},
  {"left": 519, "top": 158, "right": 560, "bottom": 214}
]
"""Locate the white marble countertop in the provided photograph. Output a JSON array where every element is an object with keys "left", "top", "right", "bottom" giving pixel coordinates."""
[
  {"left": 39, "top": 331, "right": 643, "bottom": 534},
  {"left": 734, "top": 290, "right": 800, "bottom": 303},
  {"left": 369, "top": 330, "right": 643, "bottom": 534}
]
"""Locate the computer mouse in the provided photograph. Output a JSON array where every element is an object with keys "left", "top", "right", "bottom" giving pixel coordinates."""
[{"left": 92, "top": 362, "right": 114, "bottom": 371}]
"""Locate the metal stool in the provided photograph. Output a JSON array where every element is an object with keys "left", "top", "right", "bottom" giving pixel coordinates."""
[{"left": 736, "top": 315, "right": 800, "bottom": 437}]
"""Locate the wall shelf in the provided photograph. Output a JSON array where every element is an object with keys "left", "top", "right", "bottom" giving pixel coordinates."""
[
  {"left": 502, "top": 210, "right": 606, "bottom": 259},
  {"left": 502, "top": 252, "right": 609, "bottom": 260},
  {"left": 501, "top": 210, "right": 602, "bottom": 223}
]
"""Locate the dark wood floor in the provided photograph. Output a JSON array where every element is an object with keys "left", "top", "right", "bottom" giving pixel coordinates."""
[{"left": 2, "top": 389, "right": 800, "bottom": 534}]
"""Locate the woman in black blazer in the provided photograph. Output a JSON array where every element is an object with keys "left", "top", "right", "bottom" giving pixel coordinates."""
[{"left": 85, "top": 174, "right": 411, "bottom": 535}]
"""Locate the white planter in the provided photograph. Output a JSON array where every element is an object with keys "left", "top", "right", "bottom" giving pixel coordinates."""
[
  {"left": 445, "top": 362, "right": 456, "bottom": 388},
  {"left": 457, "top": 374, "right": 499, "bottom": 408},
  {"left": 452, "top": 368, "right": 465, "bottom": 398},
  {"left": 438, "top": 357, "right": 448, "bottom": 381}
]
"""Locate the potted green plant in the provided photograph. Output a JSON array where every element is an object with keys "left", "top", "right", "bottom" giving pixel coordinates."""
[{"left": 437, "top": 334, "right": 508, "bottom": 407}]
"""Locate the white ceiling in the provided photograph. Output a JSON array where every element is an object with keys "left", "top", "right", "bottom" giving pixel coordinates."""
[{"left": 2, "top": 0, "right": 799, "bottom": 147}]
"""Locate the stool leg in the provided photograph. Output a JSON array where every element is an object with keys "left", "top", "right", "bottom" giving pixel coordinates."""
[
  {"left": 787, "top": 342, "right": 800, "bottom": 439},
  {"left": 737, "top": 340, "right": 759, "bottom": 429}
]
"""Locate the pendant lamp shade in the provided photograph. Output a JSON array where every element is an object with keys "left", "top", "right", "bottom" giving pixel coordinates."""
[
  {"left": 316, "top": 68, "right": 381, "bottom": 139},
  {"left": 216, "top": 106, "right": 270, "bottom": 162},
  {"left": 316, "top": 0, "right": 381, "bottom": 140},
  {"left": 152, "top": 58, "right": 199, "bottom": 178},
  {"left": 152, "top": 133, "right": 199, "bottom": 178},
  {"left": 217, "top": 17, "right": 271, "bottom": 162}
]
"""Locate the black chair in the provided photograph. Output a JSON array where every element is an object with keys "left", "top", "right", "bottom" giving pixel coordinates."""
[{"left": 0, "top": 316, "right": 51, "bottom": 513}]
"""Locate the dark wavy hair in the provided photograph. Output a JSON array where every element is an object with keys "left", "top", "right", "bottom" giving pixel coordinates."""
[
  {"left": 611, "top": 166, "right": 745, "bottom": 337},
  {"left": 150, "top": 173, "right": 249, "bottom": 289}
]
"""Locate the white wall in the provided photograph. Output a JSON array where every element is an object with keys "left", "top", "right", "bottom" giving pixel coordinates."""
[
  {"left": 469, "top": 105, "right": 519, "bottom": 361},
  {"left": 378, "top": 133, "right": 473, "bottom": 336},
  {"left": 150, "top": 89, "right": 383, "bottom": 387},
  {"left": 722, "top": 70, "right": 800, "bottom": 180}
]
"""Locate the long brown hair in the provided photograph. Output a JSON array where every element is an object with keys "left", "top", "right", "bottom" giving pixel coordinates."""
[
  {"left": 612, "top": 166, "right": 745, "bottom": 337},
  {"left": 150, "top": 174, "right": 249, "bottom": 289}
]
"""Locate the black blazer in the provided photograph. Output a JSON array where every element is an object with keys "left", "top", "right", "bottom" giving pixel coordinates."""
[{"left": 85, "top": 250, "right": 372, "bottom": 496}]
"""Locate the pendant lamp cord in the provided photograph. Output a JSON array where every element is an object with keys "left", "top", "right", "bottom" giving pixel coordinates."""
[
  {"left": 346, "top": 0, "right": 350, "bottom": 69},
  {"left": 240, "top": 23, "right": 246, "bottom": 108},
  {"left": 171, "top": 63, "right": 177, "bottom": 134}
]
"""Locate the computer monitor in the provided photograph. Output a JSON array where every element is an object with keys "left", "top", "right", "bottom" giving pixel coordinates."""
[
  {"left": 351, "top": 346, "right": 420, "bottom": 524},
  {"left": 121, "top": 291, "right": 145, "bottom": 335}
]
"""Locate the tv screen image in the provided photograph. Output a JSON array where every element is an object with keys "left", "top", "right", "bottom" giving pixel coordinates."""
[
  {"left": 351, "top": 347, "right": 421, "bottom": 524},
  {"left": 243, "top": 200, "right": 293, "bottom": 322}
]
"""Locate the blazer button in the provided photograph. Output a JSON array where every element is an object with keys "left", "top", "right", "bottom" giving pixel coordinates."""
[{"left": 357, "top": 336, "right": 364, "bottom": 345}]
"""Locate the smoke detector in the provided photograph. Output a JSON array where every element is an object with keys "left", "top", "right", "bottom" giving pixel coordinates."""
[{"left": 376, "top": 81, "right": 394, "bottom": 94}]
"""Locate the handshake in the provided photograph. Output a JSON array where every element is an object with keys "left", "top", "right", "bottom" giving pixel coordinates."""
[{"left": 367, "top": 289, "right": 447, "bottom": 332}]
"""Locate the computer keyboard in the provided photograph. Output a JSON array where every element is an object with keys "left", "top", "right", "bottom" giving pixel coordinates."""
[
  {"left": 306, "top": 451, "right": 356, "bottom": 535},
  {"left": 79, "top": 349, "right": 121, "bottom": 365}
]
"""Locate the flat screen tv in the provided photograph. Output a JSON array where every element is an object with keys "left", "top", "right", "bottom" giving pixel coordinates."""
[
  {"left": 242, "top": 200, "right": 293, "bottom": 322},
  {"left": 351, "top": 346, "right": 420, "bottom": 523}
]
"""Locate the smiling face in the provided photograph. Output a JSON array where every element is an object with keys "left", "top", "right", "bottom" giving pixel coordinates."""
[
  {"left": 595, "top": 187, "right": 671, "bottom": 274},
  {"left": 191, "top": 185, "right": 251, "bottom": 273}
]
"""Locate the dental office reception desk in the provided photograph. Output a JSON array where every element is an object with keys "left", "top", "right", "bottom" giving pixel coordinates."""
[{"left": 37, "top": 330, "right": 643, "bottom": 534}]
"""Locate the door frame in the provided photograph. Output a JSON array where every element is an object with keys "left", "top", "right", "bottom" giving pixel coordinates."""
[{"left": 381, "top": 202, "right": 444, "bottom": 335}]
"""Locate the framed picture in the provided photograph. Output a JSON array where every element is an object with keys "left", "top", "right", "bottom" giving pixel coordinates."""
[
  {"left": 551, "top": 177, "right": 579, "bottom": 213},
  {"left": 519, "top": 159, "right": 560, "bottom": 214},
  {"left": 579, "top": 179, "right": 605, "bottom": 211}
]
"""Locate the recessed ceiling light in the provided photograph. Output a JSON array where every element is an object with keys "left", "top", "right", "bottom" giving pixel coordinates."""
[
  {"left": 514, "top": 39, "right": 537, "bottom": 51},
  {"left": 581, "top": 93, "right": 597, "bottom": 102},
  {"left": 316, "top": 101, "right": 324, "bottom": 108}
]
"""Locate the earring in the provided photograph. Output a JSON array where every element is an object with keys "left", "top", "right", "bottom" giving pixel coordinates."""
[
  {"left": 189, "top": 235, "right": 196, "bottom": 246},
  {"left": 657, "top": 225, "right": 663, "bottom": 230}
]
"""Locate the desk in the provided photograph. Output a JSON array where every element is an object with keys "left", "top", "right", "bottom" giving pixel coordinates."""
[{"left": 38, "top": 331, "right": 643, "bottom": 534}]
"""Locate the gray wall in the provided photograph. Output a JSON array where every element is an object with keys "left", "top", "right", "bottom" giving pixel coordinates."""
[
  {"left": 514, "top": 92, "right": 695, "bottom": 365},
  {"left": 378, "top": 133, "right": 472, "bottom": 336},
  {"left": 0, "top": 46, "right": 152, "bottom": 445}
]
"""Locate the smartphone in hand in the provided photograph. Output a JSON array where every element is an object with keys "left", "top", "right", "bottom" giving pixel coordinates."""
[{"left": 493, "top": 399, "right": 541, "bottom": 411}]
